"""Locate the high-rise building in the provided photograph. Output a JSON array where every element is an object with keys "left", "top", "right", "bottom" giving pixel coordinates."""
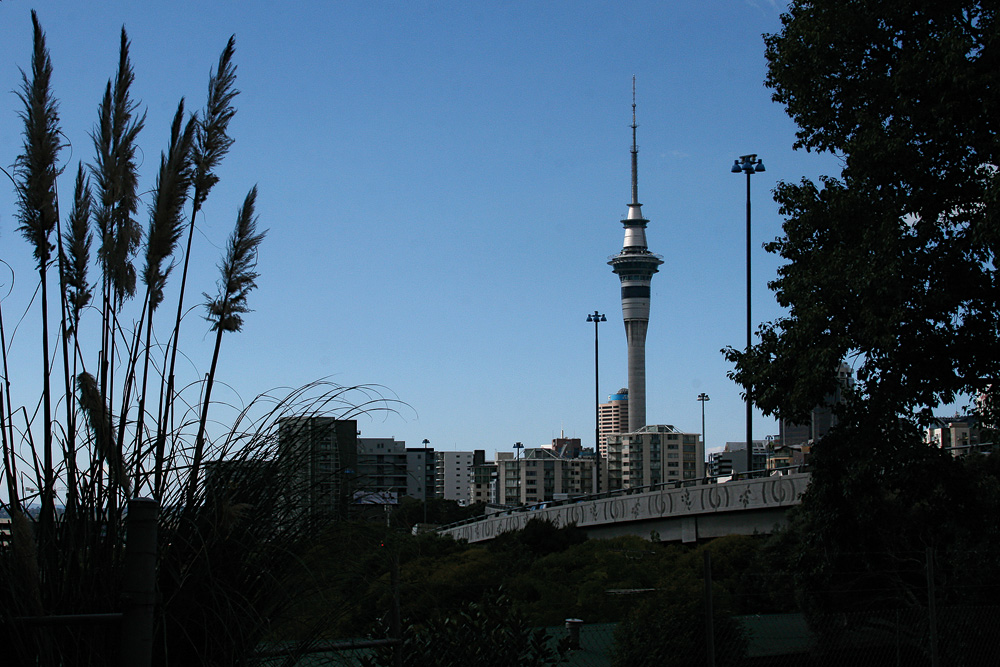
[
  {"left": 711, "top": 441, "right": 769, "bottom": 477},
  {"left": 608, "top": 81, "right": 663, "bottom": 433},
  {"left": 605, "top": 425, "right": 704, "bottom": 491},
  {"left": 356, "top": 437, "right": 408, "bottom": 503},
  {"left": 496, "top": 447, "right": 597, "bottom": 506},
  {"left": 598, "top": 389, "right": 629, "bottom": 456},
  {"left": 434, "top": 450, "right": 485, "bottom": 505},
  {"left": 470, "top": 461, "right": 497, "bottom": 505},
  {"left": 405, "top": 445, "right": 435, "bottom": 502},
  {"left": 277, "top": 417, "right": 358, "bottom": 521},
  {"left": 779, "top": 363, "right": 855, "bottom": 446}
]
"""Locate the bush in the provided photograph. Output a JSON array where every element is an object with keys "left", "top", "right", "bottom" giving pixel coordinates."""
[{"left": 361, "top": 591, "right": 567, "bottom": 667}]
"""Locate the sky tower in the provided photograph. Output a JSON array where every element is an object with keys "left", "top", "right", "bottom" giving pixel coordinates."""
[{"left": 608, "top": 79, "right": 663, "bottom": 433}]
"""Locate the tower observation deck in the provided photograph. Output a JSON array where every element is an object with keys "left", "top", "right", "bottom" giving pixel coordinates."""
[{"left": 608, "top": 79, "right": 663, "bottom": 433}]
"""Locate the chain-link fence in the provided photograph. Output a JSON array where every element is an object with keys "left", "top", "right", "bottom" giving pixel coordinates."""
[{"left": 543, "top": 606, "right": 1000, "bottom": 667}]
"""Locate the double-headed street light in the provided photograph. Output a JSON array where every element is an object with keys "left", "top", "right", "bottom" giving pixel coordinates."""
[
  {"left": 731, "top": 154, "right": 765, "bottom": 476},
  {"left": 697, "top": 393, "right": 710, "bottom": 452},
  {"left": 586, "top": 311, "right": 606, "bottom": 494}
]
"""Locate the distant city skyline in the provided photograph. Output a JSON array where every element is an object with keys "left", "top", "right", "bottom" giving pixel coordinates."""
[{"left": 0, "top": 2, "right": 846, "bottom": 462}]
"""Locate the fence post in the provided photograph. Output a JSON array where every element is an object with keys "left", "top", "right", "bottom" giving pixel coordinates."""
[
  {"left": 925, "top": 547, "right": 939, "bottom": 667},
  {"left": 565, "top": 618, "right": 584, "bottom": 650},
  {"left": 120, "top": 498, "right": 158, "bottom": 667},
  {"left": 391, "top": 549, "right": 402, "bottom": 667},
  {"left": 704, "top": 550, "right": 715, "bottom": 667}
]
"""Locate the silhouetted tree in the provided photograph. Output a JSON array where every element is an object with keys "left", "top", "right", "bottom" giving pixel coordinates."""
[{"left": 727, "top": 0, "right": 1000, "bottom": 433}]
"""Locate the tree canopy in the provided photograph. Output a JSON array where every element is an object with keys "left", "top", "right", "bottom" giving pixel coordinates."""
[
  {"left": 722, "top": 2, "right": 1000, "bottom": 634},
  {"left": 726, "top": 1, "right": 1000, "bottom": 427}
]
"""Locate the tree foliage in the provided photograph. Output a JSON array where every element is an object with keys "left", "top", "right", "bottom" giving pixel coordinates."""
[
  {"left": 726, "top": 1, "right": 1000, "bottom": 427},
  {"left": 722, "top": 3, "right": 1000, "bottom": 634},
  {"left": 776, "top": 425, "right": 1000, "bottom": 615},
  {"left": 290, "top": 518, "right": 775, "bottom": 643}
]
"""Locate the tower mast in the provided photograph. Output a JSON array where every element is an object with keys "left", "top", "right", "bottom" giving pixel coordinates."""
[
  {"left": 608, "top": 78, "right": 663, "bottom": 433},
  {"left": 631, "top": 77, "right": 639, "bottom": 207}
]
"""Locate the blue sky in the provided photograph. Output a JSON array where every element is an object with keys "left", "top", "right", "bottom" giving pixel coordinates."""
[{"left": 0, "top": 1, "right": 844, "bottom": 459}]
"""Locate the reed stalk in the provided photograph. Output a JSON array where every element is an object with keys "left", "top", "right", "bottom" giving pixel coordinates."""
[
  {"left": 156, "top": 37, "right": 238, "bottom": 502},
  {"left": 132, "top": 102, "right": 195, "bottom": 494},
  {"left": 188, "top": 186, "right": 266, "bottom": 509},
  {"left": 14, "top": 11, "right": 62, "bottom": 538},
  {"left": 57, "top": 164, "right": 94, "bottom": 516}
]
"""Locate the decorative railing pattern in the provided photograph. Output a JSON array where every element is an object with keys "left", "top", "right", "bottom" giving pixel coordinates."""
[{"left": 439, "top": 472, "right": 810, "bottom": 543}]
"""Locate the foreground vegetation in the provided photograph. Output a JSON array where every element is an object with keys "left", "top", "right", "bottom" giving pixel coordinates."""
[{"left": 0, "top": 12, "right": 396, "bottom": 665}]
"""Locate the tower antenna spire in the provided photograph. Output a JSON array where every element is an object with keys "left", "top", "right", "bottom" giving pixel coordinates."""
[{"left": 631, "top": 75, "right": 639, "bottom": 206}]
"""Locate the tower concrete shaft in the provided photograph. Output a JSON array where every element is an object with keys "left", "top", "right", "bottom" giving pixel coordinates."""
[{"left": 608, "top": 80, "right": 663, "bottom": 433}]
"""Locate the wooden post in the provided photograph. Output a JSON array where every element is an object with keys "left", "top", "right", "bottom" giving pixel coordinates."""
[
  {"left": 120, "top": 498, "right": 158, "bottom": 667},
  {"left": 704, "top": 550, "right": 715, "bottom": 667}
]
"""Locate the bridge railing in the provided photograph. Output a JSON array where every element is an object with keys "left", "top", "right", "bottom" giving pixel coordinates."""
[{"left": 436, "top": 464, "right": 811, "bottom": 534}]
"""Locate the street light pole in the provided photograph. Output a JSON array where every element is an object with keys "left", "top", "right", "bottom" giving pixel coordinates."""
[
  {"left": 697, "top": 393, "right": 710, "bottom": 452},
  {"left": 513, "top": 442, "right": 524, "bottom": 505},
  {"left": 587, "top": 311, "right": 606, "bottom": 494},
  {"left": 732, "top": 154, "right": 765, "bottom": 476},
  {"left": 421, "top": 438, "right": 430, "bottom": 524}
]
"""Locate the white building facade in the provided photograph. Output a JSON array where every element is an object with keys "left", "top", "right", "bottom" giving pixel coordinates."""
[
  {"left": 435, "top": 450, "right": 484, "bottom": 505},
  {"left": 606, "top": 425, "right": 704, "bottom": 491}
]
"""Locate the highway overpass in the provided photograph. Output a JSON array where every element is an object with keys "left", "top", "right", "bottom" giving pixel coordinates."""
[{"left": 438, "top": 471, "right": 810, "bottom": 544}]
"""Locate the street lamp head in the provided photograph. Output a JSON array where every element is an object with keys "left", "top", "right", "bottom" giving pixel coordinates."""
[
  {"left": 733, "top": 154, "right": 765, "bottom": 175},
  {"left": 697, "top": 392, "right": 710, "bottom": 402},
  {"left": 422, "top": 438, "right": 429, "bottom": 446}
]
